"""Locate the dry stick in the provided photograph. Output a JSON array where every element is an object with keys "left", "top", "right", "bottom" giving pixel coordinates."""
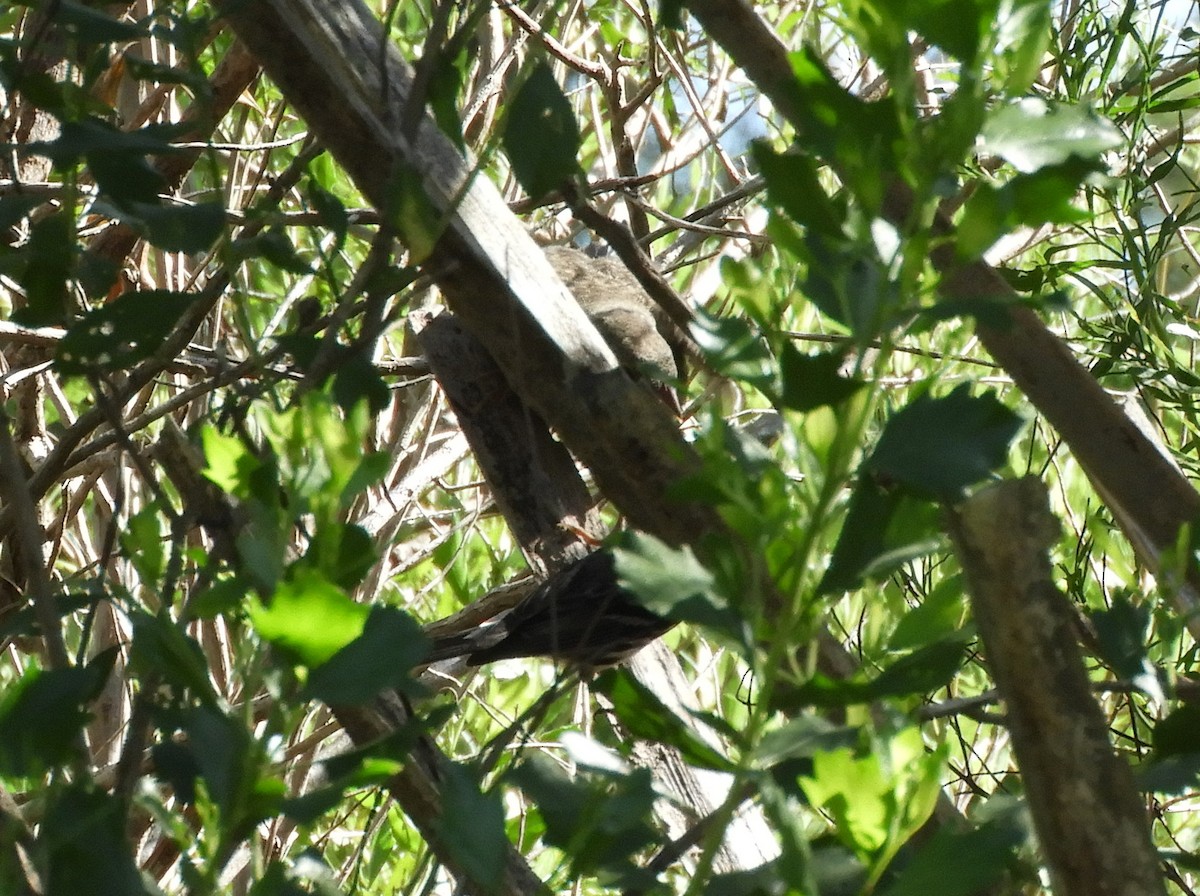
[
  {"left": 0, "top": 138, "right": 326, "bottom": 539},
  {"left": 0, "top": 407, "right": 68, "bottom": 671},
  {"left": 86, "top": 38, "right": 262, "bottom": 265},
  {"left": 946, "top": 478, "right": 1165, "bottom": 896},
  {"left": 683, "top": 0, "right": 1200, "bottom": 635}
]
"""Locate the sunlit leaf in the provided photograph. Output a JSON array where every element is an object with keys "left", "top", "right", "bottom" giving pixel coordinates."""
[{"left": 981, "top": 99, "right": 1123, "bottom": 173}]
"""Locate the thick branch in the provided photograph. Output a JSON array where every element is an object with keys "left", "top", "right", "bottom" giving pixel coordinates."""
[
  {"left": 214, "top": 0, "right": 724, "bottom": 551},
  {"left": 947, "top": 479, "right": 1164, "bottom": 896}
]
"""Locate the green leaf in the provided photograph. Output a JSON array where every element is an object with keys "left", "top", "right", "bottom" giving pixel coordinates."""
[
  {"left": 305, "top": 606, "right": 429, "bottom": 705},
  {"left": 868, "top": 385, "right": 1024, "bottom": 499},
  {"left": 1138, "top": 753, "right": 1200, "bottom": 795},
  {"left": 201, "top": 426, "right": 260, "bottom": 494},
  {"left": 230, "top": 228, "right": 312, "bottom": 274},
  {"left": 88, "top": 150, "right": 165, "bottom": 205},
  {"left": 315, "top": 522, "right": 377, "bottom": 590},
  {"left": 0, "top": 194, "right": 44, "bottom": 233},
  {"left": 778, "top": 345, "right": 864, "bottom": 411},
  {"left": 785, "top": 47, "right": 901, "bottom": 208},
  {"left": 152, "top": 704, "right": 277, "bottom": 829},
  {"left": 121, "top": 54, "right": 211, "bottom": 95},
  {"left": 0, "top": 650, "right": 115, "bottom": 776},
  {"left": 612, "top": 532, "right": 714, "bottom": 614},
  {"left": 801, "top": 748, "right": 894, "bottom": 854},
  {"left": 57, "top": 289, "right": 195, "bottom": 375},
  {"left": 0, "top": 591, "right": 101, "bottom": 642},
  {"left": 189, "top": 576, "right": 250, "bottom": 620},
  {"left": 38, "top": 784, "right": 151, "bottom": 896},
  {"left": 869, "top": 640, "right": 969, "bottom": 698},
  {"left": 658, "top": 0, "right": 687, "bottom": 29},
  {"left": 690, "top": 309, "right": 775, "bottom": 391},
  {"left": 1154, "top": 704, "right": 1200, "bottom": 758},
  {"left": 503, "top": 61, "right": 582, "bottom": 200},
  {"left": 249, "top": 571, "right": 368, "bottom": 667},
  {"left": 307, "top": 180, "right": 347, "bottom": 248},
  {"left": 958, "top": 158, "right": 1098, "bottom": 258},
  {"left": 800, "top": 729, "right": 943, "bottom": 861},
  {"left": 1090, "top": 596, "right": 1160, "bottom": 698},
  {"left": 819, "top": 479, "right": 943, "bottom": 594},
  {"left": 775, "top": 640, "right": 967, "bottom": 709},
  {"left": 332, "top": 349, "right": 391, "bottom": 414},
  {"left": 129, "top": 612, "right": 218, "bottom": 703},
  {"left": 994, "top": 0, "right": 1053, "bottom": 93},
  {"left": 386, "top": 166, "right": 443, "bottom": 263},
  {"left": 43, "top": 0, "right": 146, "bottom": 43},
  {"left": 121, "top": 506, "right": 165, "bottom": 584},
  {"left": 510, "top": 754, "right": 659, "bottom": 883},
  {"left": 612, "top": 532, "right": 743, "bottom": 638},
  {"left": 705, "top": 863, "right": 791, "bottom": 896},
  {"left": 887, "top": 576, "right": 968, "bottom": 650},
  {"left": 752, "top": 716, "right": 858, "bottom": 770},
  {"left": 801, "top": 230, "right": 895, "bottom": 342},
  {"left": 125, "top": 200, "right": 225, "bottom": 253},
  {"left": 980, "top": 98, "right": 1123, "bottom": 173},
  {"left": 879, "top": 811, "right": 1023, "bottom": 896},
  {"left": 426, "top": 49, "right": 468, "bottom": 152},
  {"left": 34, "top": 118, "right": 180, "bottom": 165},
  {"left": 435, "top": 763, "right": 509, "bottom": 888},
  {"left": 594, "top": 667, "right": 736, "bottom": 772},
  {"left": 15, "top": 211, "right": 73, "bottom": 327},
  {"left": 752, "top": 144, "right": 846, "bottom": 239}
]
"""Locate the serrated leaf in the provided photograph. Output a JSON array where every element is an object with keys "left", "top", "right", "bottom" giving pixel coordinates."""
[
  {"left": 778, "top": 345, "right": 864, "bottom": 411},
  {"left": 869, "top": 640, "right": 969, "bottom": 698},
  {"left": 436, "top": 763, "right": 509, "bottom": 885},
  {"left": 15, "top": 211, "right": 73, "bottom": 327},
  {"left": 1154, "top": 704, "right": 1200, "bottom": 758},
  {"left": 868, "top": 385, "right": 1024, "bottom": 499},
  {"left": 305, "top": 606, "right": 428, "bottom": 705},
  {"left": 819, "top": 479, "right": 943, "bottom": 594},
  {"left": 690, "top": 309, "right": 775, "bottom": 390},
  {"left": 503, "top": 61, "right": 582, "bottom": 200},
  {"left": 38, "top": 784, "right": 151, "bottom": 896},
  {"left": 880, "top": 811, "right": 1024, "bottom": 896},
  {"left": 249, "top": 571, "right": 367, "bottom": 667},
  {"left": 0, "top": 650, "right": 115, "bottom": 777},
  {"left": 47, "top": 0, "right": 147, "bottom": 43},
  {"left": 752, "top": 143, "right": 846, "bottom": 238},
  {"left": 33, "top": 118, "right": 180, "bottom": 164},
  {"left": 332, "top": 349, "right": 390, "bottom": 414},
  {"left": 130, "top": 200, "right": 225, "bottom": 253},
  {"left": 57, "top": 289, "right": 195, "bottom": 375},
  {"left": 129, "top": 612, "right": 217, "bottom": 703},
  {"left": 1090, "top": 596, "right": 1160, "bottom": 699},
  {"left": 307, "top": 181, "right": 347, "bottom": 248}
]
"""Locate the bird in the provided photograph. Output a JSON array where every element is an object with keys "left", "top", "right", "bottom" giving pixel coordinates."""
[
  {"left": 543, "top": 246, "right": 682, "bottom": 411},
  {"left": 422, "top": 251, "right": 684, "bottom": 669},
  {"left": 425, "top": 550, "right": 673, "bottom": 668}
]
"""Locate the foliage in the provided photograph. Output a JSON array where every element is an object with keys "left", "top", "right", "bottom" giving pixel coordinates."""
[{"left": 0, "top": 0, "right": 1197, "bottom": 893}]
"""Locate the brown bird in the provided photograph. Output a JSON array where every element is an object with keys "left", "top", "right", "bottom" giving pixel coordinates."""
[
  {"left": 544, "top": 246, "right": 682, "bottom": 410},
  {"left": 424, "top": 251, "right": 683, "bottom": 669},
  {"left": 426, "top": 551, "right": 672, "bottom": 668}
]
